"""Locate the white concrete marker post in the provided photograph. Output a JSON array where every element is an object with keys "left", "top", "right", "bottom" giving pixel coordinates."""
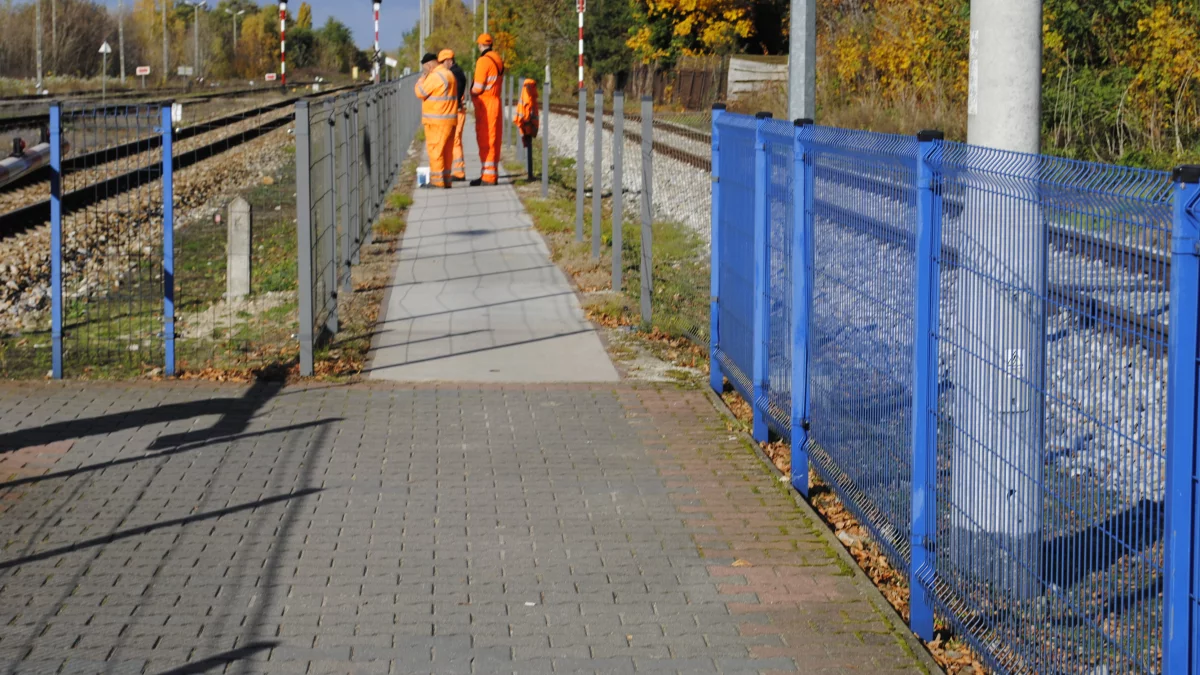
[
  {"left": 227, "top": 197, "right": 252, "bottom": 300},
  {"left": 99, "top": 41, "right": 112, "bottom": 102}
]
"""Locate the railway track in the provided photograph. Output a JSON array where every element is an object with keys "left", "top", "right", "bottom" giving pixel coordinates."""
[
  {"left": 549, "top": 102, "right": 1172, "bottom": 350},
  {"left": 0, "top": 84, "right": 354, "bottom": 239},
  {"left": 0, "top": 82, "right": 326, "bottom": 134}
]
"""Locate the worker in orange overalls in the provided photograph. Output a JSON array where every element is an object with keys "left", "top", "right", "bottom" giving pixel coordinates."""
[
  {"left": 445, "top": 52, "right": 468, "bottom": 181},
  {"left": 513, "top": 77, "right": 540, "bottom": 181},
  {"left": 470, "top": 33, "right": 504, "bottom": 186},
  {"left": 414, "top": 51, "right": 458, "bottom": 189}
]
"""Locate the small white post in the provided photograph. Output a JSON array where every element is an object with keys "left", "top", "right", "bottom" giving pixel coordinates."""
[{"left": 227, "top": 197, "right": 252, "bottom": 299}]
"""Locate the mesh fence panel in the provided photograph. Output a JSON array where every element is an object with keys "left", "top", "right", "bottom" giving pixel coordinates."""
[{"left": 931, "top": 146, "right": 1173, "bottom": 674}]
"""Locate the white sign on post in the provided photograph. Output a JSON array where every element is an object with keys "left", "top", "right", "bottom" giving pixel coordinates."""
[
  {"left": 99, "top": 41, "right": 112, "bottom": 54},
  {"left": 385, "top": 56, "right": 398, "bottom": 68},
  {"left": 135, "top": 66, "right": 151, "bottom": 76},
  {"left": 177, "top": 66, "right": 194, "bottom": 76},
  {"left": 265, "top": 73, "right": 278, "bottom": 81}
]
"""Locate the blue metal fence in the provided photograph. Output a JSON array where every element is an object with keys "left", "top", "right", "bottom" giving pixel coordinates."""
[{"left": 710, "top": 107, "right": 1200, "bottom": 674}]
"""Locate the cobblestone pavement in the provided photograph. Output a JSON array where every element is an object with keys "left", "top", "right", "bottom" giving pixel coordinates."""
[{"left": 0, "top": 381, "right": 933, "bottom": 674}]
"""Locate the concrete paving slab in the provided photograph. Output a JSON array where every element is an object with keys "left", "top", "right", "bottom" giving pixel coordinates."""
[{"left": 368, "top": 120, "right": 617, "bottom": 382}]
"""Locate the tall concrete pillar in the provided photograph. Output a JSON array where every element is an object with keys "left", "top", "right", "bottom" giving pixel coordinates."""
[
  {"left": 951, "top": 0, "right": 1046, "bottom": 599},
  {"left": 786, "top": 0, "right": 815, "bottom": 121}
]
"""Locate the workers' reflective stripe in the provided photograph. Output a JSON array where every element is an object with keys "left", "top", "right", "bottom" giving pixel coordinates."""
[
  {"left": 416, "top": 85, "right": 429, "bottom": 97},
  {"left": 422, "top": 113, "right": 458, "bottom": 120},
  {"left": 427, "top": 95, "right": 455, "bottom": 101},
  {"left": 484, "top": 76, "right": 497, "bottom": 84}
]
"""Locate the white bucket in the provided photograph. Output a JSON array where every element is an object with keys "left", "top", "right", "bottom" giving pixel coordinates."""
[{"left": 416, "top": 167, "right": 430, "bottom": 186}]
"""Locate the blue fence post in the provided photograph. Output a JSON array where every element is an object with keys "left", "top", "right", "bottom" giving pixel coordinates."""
[
  {"left": 709, "top": 103, "right": 725, "bottom": 395},
  {"left": 161, "top": 105, "right": 176, "bottom": 377},
  {"left": 49, "top": 103, "right": 63, "bottom": 379},
  {"left": 751, "top": 111, "right": 772, "bottom": 443},
  {"left": 1164, "top": 164, "right": 1200, "bottom": 674},
  {"left": 909, "top": 129, "right": 944, "bottom": 642},
  {"left": 790, "top": 118, "right": 813, "bottom": 496}
]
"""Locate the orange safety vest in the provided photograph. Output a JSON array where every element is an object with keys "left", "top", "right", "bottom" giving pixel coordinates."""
[
  {"left": 513, "top": 78, "right": 539, "bottom": 138},
  {"left": 471, "top": 51, "right": 504, "bottom": 99},
  {"left": 415, "top": 65, "right": 458, "bottom": 126}
]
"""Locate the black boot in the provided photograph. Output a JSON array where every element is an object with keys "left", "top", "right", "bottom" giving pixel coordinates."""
[{"left": 469, "top": 178, "right": 484, "bottom": 186}]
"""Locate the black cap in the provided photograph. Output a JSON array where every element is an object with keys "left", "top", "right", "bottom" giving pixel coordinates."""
[
  {"left": 1173, "top": 165, "right": 1200, "bottom": 184},
  {"left": 793, "top": 118, "right": 813, "bottom": 127},
  {"left": 917, "top": 130, "right": 944, "bottom": 142},
  {"left": 755, "top": 111, "right": 772, "bottom": 119},
  {"left": 420, "top": 52, "right": 437, "bottom": 65}
]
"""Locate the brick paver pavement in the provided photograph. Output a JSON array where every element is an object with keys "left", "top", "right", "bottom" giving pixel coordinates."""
[{"left": 0, "top": 381, "right": 934, "bottom": 674}]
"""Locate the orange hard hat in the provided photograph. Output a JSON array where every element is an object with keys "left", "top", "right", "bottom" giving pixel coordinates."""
[
  {"left": 438, "top": 49, "right": 454, "bottom": 61},
  {"left": 476, "top": 33, "right": 493, "bottom": 47}
]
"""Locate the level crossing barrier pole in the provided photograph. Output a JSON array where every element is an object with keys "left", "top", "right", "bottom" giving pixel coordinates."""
[
  {"left": 708, "top": 104, "right": 724, "bottom": 394},
  {"left": 325, "top": 99, "right": 339, "bottom": 336},
  {"left": 750, "top": 112, "right": 771, "bottom": 442},
  {"left": 1164, "top": 164, "right": 1200, "bottom": 674},
  {"left": 575, "top": 89, "right": 586, "bottom": 242},
  {"left": 909, "top": 129, "right": 945, "bottom": 641},
  {"left": 49, "top": 103, "right": 63, "bottom": 379},
  {"left": 541, "top": 77, "right": 550, "bottom": 197},
  {"left": 790, "top": 117, "right": 813, "bottom": 496},
  {"left": 611, "top": 90, "right": 624, "bottom": 291},
  {"left": 639, "top": 96, "right": 652, "bottom": 325},
  {"left": 592, "top": 90, "right": 603, "bottom": 260},
  {"left": 296, "top": 100, "right": 315, "bottom": 376},
  {"left": 161, "top": 105, "right": 176, "bottom": 377}
]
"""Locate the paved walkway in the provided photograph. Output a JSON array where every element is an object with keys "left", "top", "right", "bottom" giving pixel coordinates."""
[
  {"left": 367, "top": 127, "right": 617, "bottom": 382},
  {"left": 0, "top": 125, "right": 934, "bottom": 674}
]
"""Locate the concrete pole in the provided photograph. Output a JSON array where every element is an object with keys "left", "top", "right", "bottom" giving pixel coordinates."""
[
  {"left": 787, "top": 0, "right": 815, "bottom": 120},
  {"left": 119, "top": 0, "right": 126, "bottom": 82},
  {"left": 162, "top": 0, "right": 169, "bottom": 85},
  {"left": 542, "top": 62, "right": 550, "bottom": 197},
  {"left": 418, "top": 0, "right": 424, "bottom": 56},
  {"left": 951, "top": 0, "right": 1046, "bottom": 600},
  {"left": 193, "top": 3, "right": 200, "bottom": 77},
  {"left": 35, "top": 0, "right": 43, "bottom": 89},
  {"left": 50, "top": 0, "right": 56, "bottom": 73},
  {"left": 483, "top": 0, "right": 487, "bottom": 33}
]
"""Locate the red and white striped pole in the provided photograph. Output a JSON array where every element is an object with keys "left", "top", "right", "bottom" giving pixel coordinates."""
[
  {"left": 577, "top": 0, "right": 584, "bottom": 89},
  {"left": 373, "top": 1, "right": 380, "bottom": 84},
  {"left": 279, "top": 1, "right": 286, "bottom": 85}
]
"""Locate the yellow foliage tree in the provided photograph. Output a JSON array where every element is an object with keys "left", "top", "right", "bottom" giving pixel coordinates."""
[
  {"left": 627, "top": 0, "right": 753, "bottom": 63},
  {"left": 1128, "top": 3, "right": 1197, "bottom": 151},
  {"left": 297, "top": 2, "right": 312, "bottom": 30}
]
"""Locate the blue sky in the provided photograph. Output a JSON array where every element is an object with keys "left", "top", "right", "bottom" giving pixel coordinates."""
[{"left": 95, "top": 0, "right": 419, "bottom": 52}]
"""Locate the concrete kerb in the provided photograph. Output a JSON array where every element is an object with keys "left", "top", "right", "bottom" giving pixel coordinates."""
[{"left": 701, "top": 386, "right": 944, "bottom": 675}]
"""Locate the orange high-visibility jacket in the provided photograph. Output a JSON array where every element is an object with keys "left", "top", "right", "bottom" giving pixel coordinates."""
[
  {"left": 471, "top": 50, "right": 504, "bottom": 101},
  {"left": 415, "top": 65, "right": 458, "bottom": 126},
  {"left": 513, "top": 78, "right": 539, "bottom": 139}
]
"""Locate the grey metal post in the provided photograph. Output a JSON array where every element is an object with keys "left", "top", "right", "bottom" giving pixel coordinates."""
[
  {"left": 639, "top": 96, "right": 652, "bottom": 325},
  {"left": 367, "top": 96, "right": 376, "bottom": 230},
  {"left": 340, "top": 100, "right": 353, "bottom": 293},
  {"left": 511, "top": 76, "right": 519, "bottom": 151},
  {"left": 295, "top": 100, "right": 315, "bottom": 376},
  {"left": 951, "top": 0, "right": 1045, "bottom": 600},
  {"left": 592, "top": 90, "right": 603, "bottom": 260},
  {"left": 611, "top": 90, "right": 624, "bottom": 290},
  {"left": 787, "top": 0, "right": 816, "bottom": 120},
  {"left": 575, "top": 89, "right": 586, "bottom": 242},
  {"left": 500, "top": 76, "right": 507, "bottom": 160},
  {"left": 35, "top": 0, "right": 42, "bottom": 89},
  {"left": 542, "top": 75, "right": 550, "bottom": 197},
  {"left": 325, "top": 100, "right": 339, "bottom": 336},
  {"left": 350, "top": 99, "right": 362, "bottom": 263}
]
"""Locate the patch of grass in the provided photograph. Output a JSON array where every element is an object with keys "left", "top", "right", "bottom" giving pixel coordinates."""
[
  {"left": 387, "top": 193, "right": 413, "bottom": 211},
  {"left": 376, "top": 214, "right": 405, "bottom": 237},
  {"left": 511, "top": 143, "right": 709, "bottom": 373}
]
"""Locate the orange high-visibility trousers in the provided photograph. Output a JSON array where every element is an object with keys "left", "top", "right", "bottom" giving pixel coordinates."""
[
  {"left": 425, "top": 121, "right": 455, "bottom": 188},
  {"left": 473, "top": 97, "right": 502, "bottom": 184},
  {"left": 452, "top": 107, "right": 467, "bottom": 180}
]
